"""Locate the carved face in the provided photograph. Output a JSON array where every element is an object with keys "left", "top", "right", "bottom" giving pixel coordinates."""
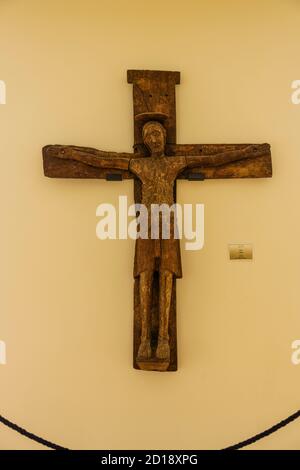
[{"left": 142, "top": 122, "right": 166, "bottom": 157}]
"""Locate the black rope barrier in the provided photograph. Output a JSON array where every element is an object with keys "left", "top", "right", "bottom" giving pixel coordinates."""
[
  {"left": 222, "top": 409, "right": 300, "bottom": 450},
  {"left": 1, "top": 408, "right": 300, "bottom": 451},
  {"left": 0, "top": 415, "right": 68, "bottom": 451}
]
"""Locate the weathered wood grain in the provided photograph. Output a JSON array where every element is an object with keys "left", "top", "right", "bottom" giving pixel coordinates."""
[
  {"left": 43, "top": 144, "right": 272, "bottom": 180},
  {"left": 128, "top": 70, "right": 180, "bottom": 147},
  {"left": 42, "top": 69, "right": 273, "bottom": 373}
]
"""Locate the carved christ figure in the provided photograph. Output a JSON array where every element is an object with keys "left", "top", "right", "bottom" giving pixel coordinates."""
[{"left": 44, "top": 121, "right": 269, "bottom": 365}]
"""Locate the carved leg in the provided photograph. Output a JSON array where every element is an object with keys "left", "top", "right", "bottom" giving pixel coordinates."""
[
  {"left": 137, "top": 270, "right": 153, "bottom": 360},
  {"left": 156, "top": 270, "right": 173, "bottom": 361}
]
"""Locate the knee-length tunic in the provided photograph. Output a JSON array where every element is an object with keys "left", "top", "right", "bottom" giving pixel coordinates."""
[{"left": 129, "top": 156, "right": 187, "bottom": 279}]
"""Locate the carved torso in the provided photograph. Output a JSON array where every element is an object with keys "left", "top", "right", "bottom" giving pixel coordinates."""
[
  {"left": 129, "top": 156, "right": 187, "bottom": 208},
  {"left": 129, "top": 155, "right": 187, "bottom": 279}
]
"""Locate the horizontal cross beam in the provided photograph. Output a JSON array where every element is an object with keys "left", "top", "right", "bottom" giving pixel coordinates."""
[{"left": 43, "top": 143, "right": 272, "bottom": 180}]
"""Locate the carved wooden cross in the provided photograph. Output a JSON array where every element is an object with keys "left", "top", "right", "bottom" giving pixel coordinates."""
[{"left": 43, "top": 70, "right": 272, "bottom": 372}]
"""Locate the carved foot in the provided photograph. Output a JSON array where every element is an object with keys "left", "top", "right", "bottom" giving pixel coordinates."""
[
  {"left": 137, "top": 339, "right": 152, "bottom": 360},
  {"left": 156, "top": 338, "right": 170, "bottom": 361}
]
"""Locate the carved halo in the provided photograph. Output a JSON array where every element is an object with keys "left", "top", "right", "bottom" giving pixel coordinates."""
[{"left": 134, "top": 112, "right": 169, "bottom": 124}]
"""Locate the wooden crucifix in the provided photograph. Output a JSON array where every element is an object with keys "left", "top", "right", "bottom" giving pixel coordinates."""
[{"left": 43, "top": 70, "right": 272, "bottom": 372}]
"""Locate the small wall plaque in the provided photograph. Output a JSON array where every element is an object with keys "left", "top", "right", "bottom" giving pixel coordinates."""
[{"left": 229, "top": 244, "right": 253, "bottom": 260}]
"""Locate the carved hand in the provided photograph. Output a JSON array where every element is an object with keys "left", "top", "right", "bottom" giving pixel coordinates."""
[
  {"left": 185, "top": 143, "right": 271, "bottom": 169},
  {"left": 43, "top": 145, "right": 132, "bottom": 170}
]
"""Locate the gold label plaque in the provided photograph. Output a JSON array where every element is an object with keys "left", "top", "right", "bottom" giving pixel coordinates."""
[{"left": 229, "top": 244, "right": 253, "bottom": 260}]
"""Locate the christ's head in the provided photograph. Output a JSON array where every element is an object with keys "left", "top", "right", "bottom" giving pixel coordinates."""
[{"left": 142, "top": 121, "right": 166, "bottom": 157}]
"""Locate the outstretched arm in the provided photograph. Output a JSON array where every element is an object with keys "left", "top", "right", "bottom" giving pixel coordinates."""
[
  {"left": 43, "top": 145, "right": 133, "bottom": 171},
  {"left": 185, "top": 143, "right": 271, "bottom": 168}
]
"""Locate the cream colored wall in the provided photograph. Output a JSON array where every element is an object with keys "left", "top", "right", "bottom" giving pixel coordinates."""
[{"left": 1, "top": 0, "right": 300, "bottom": 450}]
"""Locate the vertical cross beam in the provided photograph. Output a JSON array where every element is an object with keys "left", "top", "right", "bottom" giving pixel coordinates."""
[{"left": 128, "top": 70, "right": 181, "bottom": 371}]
